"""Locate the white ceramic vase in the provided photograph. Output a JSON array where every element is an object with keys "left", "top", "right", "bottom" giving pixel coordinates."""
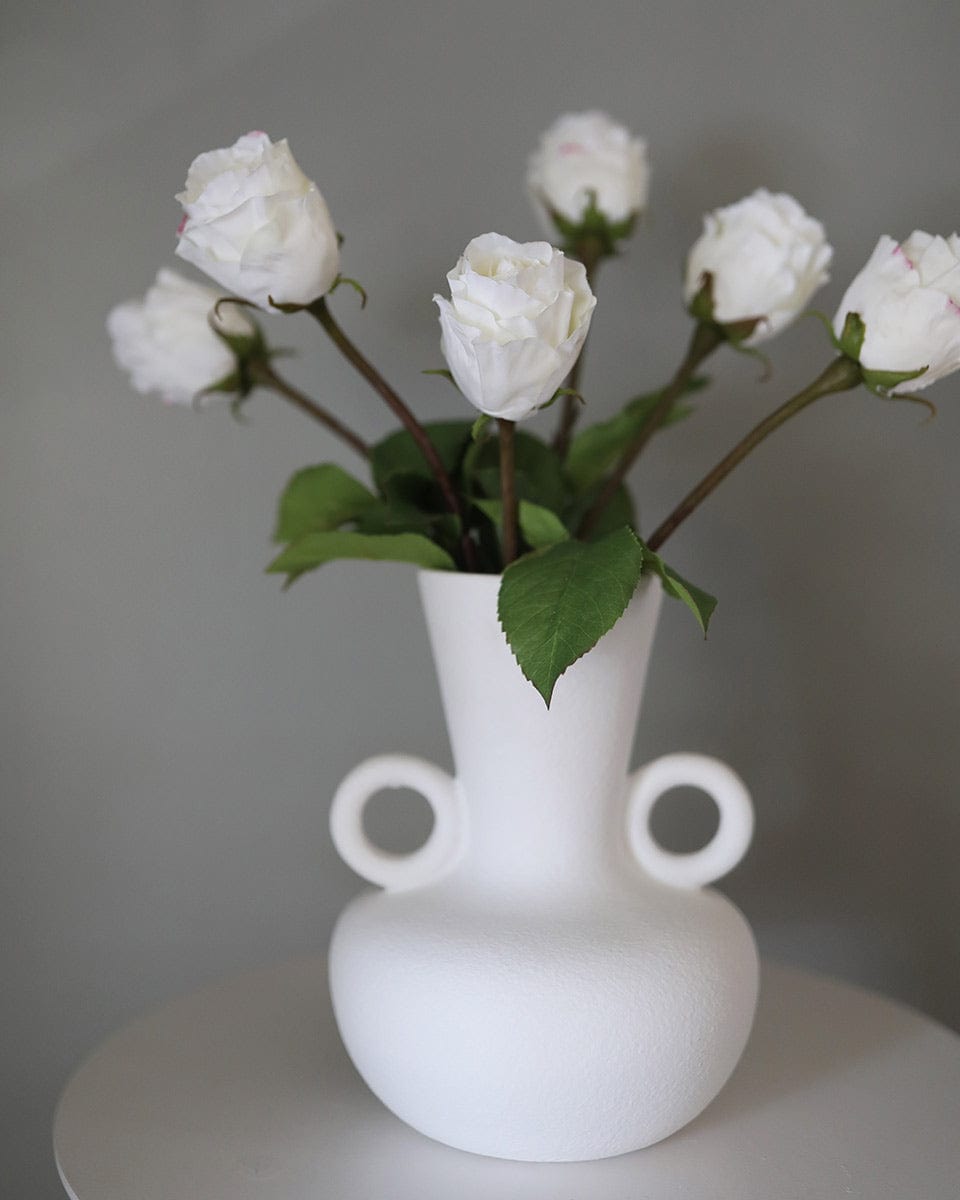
[{"left": 328, "top": 569, "right": 759, "bottom": 1162}]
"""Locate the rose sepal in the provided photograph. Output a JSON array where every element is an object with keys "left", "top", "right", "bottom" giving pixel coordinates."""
[
  {"left": 422, "top": 368, "right": 456, "bottom": 386},
  {"left": 685, "top": 275, "right": 770, "bottom": 379},
  {"left": 471, "top": 413, "right": 492, "bottom": 442},
  {"left": 861, "top": 369, "right": 936, "bottom": 418},
  {"left": 549, "top": 191, "right": 638, "bottom": 258},
  {"left": 194, "top": 299, "right": 272, "bottom": 413},
  {"left": 687, "top": 273, "right": 763, "bottom": 345},
  {"left": 208, "top": 310, "right": 267, "bottom": 362},
  {"left": 539, "top": 386, "right": 584, "bottom": 413},
  {"left": 834, "top": 310, "right": 866, "bottom": 362},
  {"left": 329, "top": 275, "right": 368, "bottom": 308},
  {"left": 192, "top": 369, "right": 254, "bottom": 417},
  {"left": 861, "top": 365, "right": 929, "bottom": 391},
  {"left": 805, "top": 308, "right": 867, "bottom": 367},
  {"left": 207, "top": 301, "right": 270, "bottom": 379},
  {"left": 818, "top": 310, "right": 933, "bottom": 411},
  {"left": 263, "top": 275, "right": 369, "bottom": 316}
]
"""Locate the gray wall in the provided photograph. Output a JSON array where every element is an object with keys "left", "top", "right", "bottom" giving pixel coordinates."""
[{"left": 3, "top": 1, "right": 959, "bottom": 1194}]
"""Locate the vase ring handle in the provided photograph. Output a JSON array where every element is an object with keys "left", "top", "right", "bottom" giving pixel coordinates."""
[
  {"left": 330, "top": 754, "right": 466, "bottom": 891},
  {"left": 626, "top": 752, "right": 754, "bottom": 889}
]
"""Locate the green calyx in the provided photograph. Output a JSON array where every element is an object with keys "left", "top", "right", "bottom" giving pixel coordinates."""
[
  {"left": 825, "top": 310, "right": 932, "bottom": 410},
  {"left": 827, "top": 310, "right": 929, "bottom": 390},
  {"left": 686, "top": 273, "right": 764, "bottom": 348},
  {"left": 835, "top": 310, "right": 865, "bottom": 362},
  {"left": 549, "top": 191, "right": 638, "bottom": 259},
  {"left": 197, "top": 301, "right": 273, "bottom": 408}
]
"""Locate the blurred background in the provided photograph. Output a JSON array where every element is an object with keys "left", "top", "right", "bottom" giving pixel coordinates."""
[{"left": 3, "top": 0, "right": 959, "bottom": 1194}]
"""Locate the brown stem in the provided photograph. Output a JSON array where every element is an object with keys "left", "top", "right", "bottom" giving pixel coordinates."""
[
  {"left": 249, "top": 360, "right": 370, "bottom": 459},
  {"left": 576, "top": 321, "right": 724, "bottom": 540},
  {"left": 553, "top": 238, "right": 603, "bottom": 458},
  {"left": 309, "top": 297, "right": 477, "bottom": 572},
  {"left": 499, "top": 419, "right": 518, "bottom": 566},
  {"left": 647, "top": 356, "right": 862, "bottom": 552}
]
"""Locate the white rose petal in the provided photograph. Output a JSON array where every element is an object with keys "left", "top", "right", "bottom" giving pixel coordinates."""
[
  {"left": 684, "top": 189, "right": 832, "bottom": 344},
  {"left": 833, "top": 232, "right": 960, "bottom": 389},
  {"left": 527, "top": 110, "right": 649, "bottom": 229},
  {"left": 175, "top": 132, "right": 340, "bottom": 310},
  {"left": 107, "top": 268, "right": 256, "bottom": 406},
  {"left": 434, "top": 233, "right": 596, "bottom": 421}
]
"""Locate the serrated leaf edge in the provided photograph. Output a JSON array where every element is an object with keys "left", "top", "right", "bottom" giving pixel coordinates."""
[{"left": 497, "top": 529, "right": 644, "bottom": 706}]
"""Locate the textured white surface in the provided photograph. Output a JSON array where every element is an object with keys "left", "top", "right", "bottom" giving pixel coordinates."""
[
  {"left": 328, "top": 572, "right": 758, "bottom": 1160},
  {"left": 54, "top": 956, "right": 960, "bottom": 1199}
]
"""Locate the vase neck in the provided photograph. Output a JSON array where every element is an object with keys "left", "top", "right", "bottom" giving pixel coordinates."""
[{"left": 418, "top": 571, "right": 662, "bottom": 890}]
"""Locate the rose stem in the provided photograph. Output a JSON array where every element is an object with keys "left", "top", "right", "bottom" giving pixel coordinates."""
[
  {"left": 553, "top": 236, "right": 603, "bottom": 458},
  {"left": 309, "top": 297, "right": 478, "bottom": 571},
  {"left": 647, "top": 356, "right": 862, "bottom": 552},
  {"left": 499, "top": 419, "right": 519, "bottom": 566},
  {"left": 249, "top": 360, "right": 370, "bottom": 459},
  {"left": 576, "top": 321, "right": 724, "bottom": 540}
]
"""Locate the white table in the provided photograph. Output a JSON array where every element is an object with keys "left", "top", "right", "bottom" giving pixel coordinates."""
[{"left": 54, "top": 957, "right": 960, "bottom": 1199}]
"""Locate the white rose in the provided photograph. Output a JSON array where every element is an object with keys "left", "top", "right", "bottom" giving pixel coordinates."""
[
  {"left": 434, "top": 233, "right": 596, "bottom": 421},
  {"left": 527, "top": 110, "right": 649, "bottom": 227},
  {"left": 175, "top": 132, "right": 340, "bottom": 310},
  {"left": 833, "top": 232, "right": 960, "bottom": 389},
  {"left": 107, "top": 268, "right": 257, "bottom": 405},
  {"left": 684, "top": 189, "right": 832, "bottom": 344}
]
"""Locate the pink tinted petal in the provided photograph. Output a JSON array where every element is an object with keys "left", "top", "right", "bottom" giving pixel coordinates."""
[{"left": 894, "top": 244, "right": 916, "bottom": 270}]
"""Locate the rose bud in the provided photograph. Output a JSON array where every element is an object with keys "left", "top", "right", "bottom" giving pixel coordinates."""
[
  {"left": 527, "top": 111, "right": 649, "bottom": 234},
  {"left": 684, "top": 189, "right": 832, "bottom": 344},
  {"left": 175, "top": 132, "right": 340, "bottom": 311},
  {"left": 434, "top": 233, "right": 596, "bottom": 421},
  {"left": 107, "top": 268, "right": 259, "bottom": 405},
  {"left": 833, "top": 232, "right": 960, "bottom": 390}
]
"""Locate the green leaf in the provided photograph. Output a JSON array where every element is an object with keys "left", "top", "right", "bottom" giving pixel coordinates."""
[
  {"left": 587, "top": 484, "right": 636, "bottom": 542},
  {"left": 267, "top": 530, "right": 455, "bottom": 584},
  {"left": 353, "top": 500, "right": 446, "bottom": 535},
  {"left": 565, "top": 381, "right": 706, "bottom": 492},
  {"left": 464, "top": 430, "right": 567, "bottom": 511},
  {"left": 498, "top": 527, "right": 645, "bottom": 707},
  {"left": 273, "top": 464, "right": 377, "bottom": 543},
  {"left": 473, "top": 498, "right": 570, "bottom": 550},
  {"left": 353, "top": 506, "right": 465, "bottom": 567},
  {"left": 565, "top": 483, "right": 636, "bottom": 542},
  {"left": 640, "top": 548, "right": 717, "bottom": 635},
  {"left": 373, "top": 470, "right": 442, "bottom": 511},
  {"left": 371, "top": 422, "right": 473, "bottom": 496}
]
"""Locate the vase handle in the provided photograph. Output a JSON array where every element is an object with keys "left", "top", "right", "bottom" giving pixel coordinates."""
[
  {"left": 330, "top": 754, "right": 466, "bottom": 891},
  {"left": 626, "top": 752, "right": 753, "bottom": 888}
]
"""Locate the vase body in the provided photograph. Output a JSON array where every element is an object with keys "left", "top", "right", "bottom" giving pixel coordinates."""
[{"left": 328, "top": 570, "right": 758, "bottom": 1162}]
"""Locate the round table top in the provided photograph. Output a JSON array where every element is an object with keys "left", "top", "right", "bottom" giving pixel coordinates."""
[{"left": 54, "top": 956, "right": 960, "bottom": 1199}]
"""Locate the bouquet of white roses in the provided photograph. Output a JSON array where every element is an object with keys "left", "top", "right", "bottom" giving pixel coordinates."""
[{"left": 109, "top": 115, "right": 960, "bottom": 705}]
